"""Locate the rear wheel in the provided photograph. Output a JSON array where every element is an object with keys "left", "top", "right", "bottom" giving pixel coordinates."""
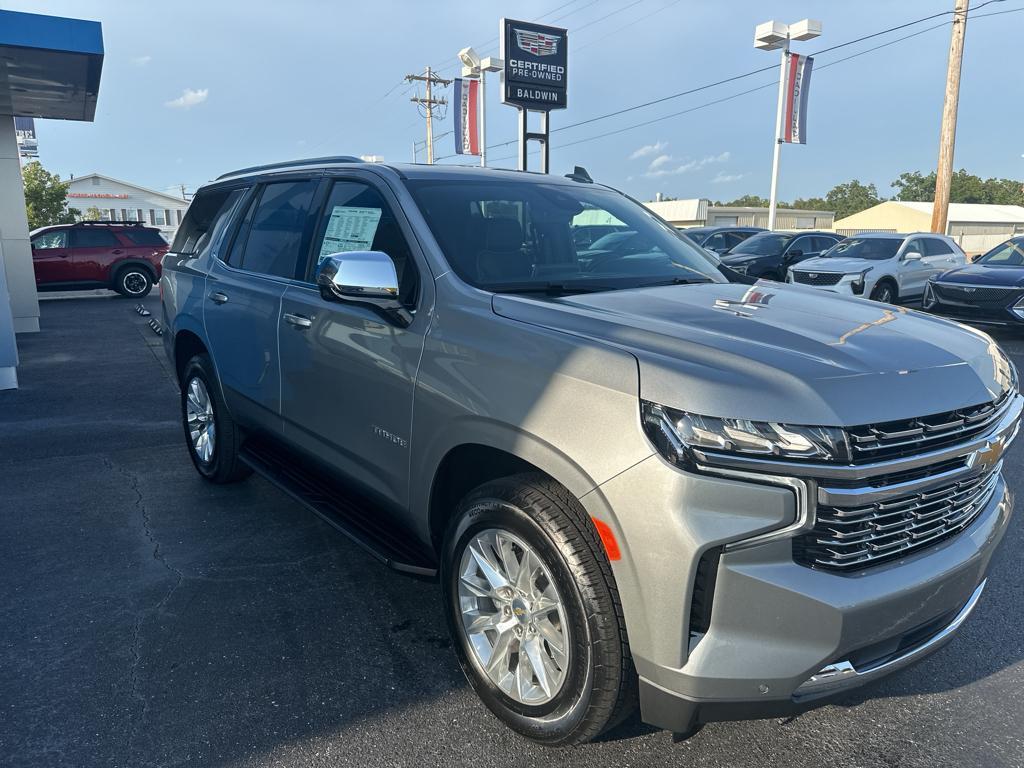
[
  {"left": 181, "top": 354, "right": 251, "bottom": 483},
  {"left": 114, "top": 266, "right": 153, "bottom": 298},
  {"left": 870, "top": 280, "right": 897, "bottom": 304},
  {"left": 442, "top": 474, "right": 636, "bottom": 745}
]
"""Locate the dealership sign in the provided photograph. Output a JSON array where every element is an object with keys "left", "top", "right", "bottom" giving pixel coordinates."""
[
  {"left": 14, "top": 116, "right": 38, "bottom": 158},
  {"left": 453, "top": 78, "right": 480, "bottom": 155},
  {"left": 781, "top": 53, "right": 813, "bottom": 144},
  {"left": 500, "top": 18, "right": 568, "bottom": 110}
]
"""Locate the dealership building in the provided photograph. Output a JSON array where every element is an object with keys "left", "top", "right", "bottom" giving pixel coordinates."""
[{"left": 66, "top": 173, "right": 189, "bottom": 241}]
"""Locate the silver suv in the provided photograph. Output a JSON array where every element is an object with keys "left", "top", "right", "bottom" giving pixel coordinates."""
[
  {"left": 788, "top": 232, "right": 966, "bottom": 303},
  {"left": 161, "top": 158, "right": 1019, "bottom": 745}
]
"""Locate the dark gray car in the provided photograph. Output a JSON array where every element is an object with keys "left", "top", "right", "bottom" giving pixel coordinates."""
[{"left": 161, "top": 157, "right": 1020, "bottom": 745}]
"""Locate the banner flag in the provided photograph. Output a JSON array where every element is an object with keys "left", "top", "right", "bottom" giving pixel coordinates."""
[
  {"left": 454, "top": 78, "right": 480, "bottom": 156},
  {"left": 781, "top": 53, "right": 813, "bottom": 144}
]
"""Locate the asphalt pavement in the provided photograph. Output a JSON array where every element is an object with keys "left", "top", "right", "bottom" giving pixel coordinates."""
[{"left": 1, "top": 292, "right": 1023, "bottom": 768}]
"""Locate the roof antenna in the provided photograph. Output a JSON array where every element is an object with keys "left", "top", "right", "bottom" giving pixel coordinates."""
[{"left": 565, "top": 166, "right": 593, "bottom": 183}]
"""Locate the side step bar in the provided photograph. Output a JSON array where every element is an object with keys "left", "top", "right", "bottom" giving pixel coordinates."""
[{"left": 240, "top": 438, "right": 438, "bottom": 578}]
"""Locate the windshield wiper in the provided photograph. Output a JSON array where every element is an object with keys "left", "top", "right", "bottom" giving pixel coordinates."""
[
  {"left": 485, "top": 282, "right": 609, "bottom": 296},
  {"left": 634, "top": 277, "right": 712, "bottom": 288}
]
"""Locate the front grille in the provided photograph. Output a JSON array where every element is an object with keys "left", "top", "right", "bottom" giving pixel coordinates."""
[
  {"left": 794, "top": 465, "right": 1000, "bottom": 571},
  {"left": 933, "top": 283, "right": 1022, "bottom": 304},
  {"left": 845, "top": 390, "right": 1012, "bottom": 463},
  {"left": 792, "top": 271, "right": 843, "bottom": 287}
]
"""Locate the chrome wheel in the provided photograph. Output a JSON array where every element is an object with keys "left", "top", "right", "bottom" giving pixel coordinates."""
[
  {"left": 122, "top": 271, "right": 148, "bottom": 295},
  {"left": 457, "top": 528, "right": 570, "bottom": 705},
  {"left": 186, "top": 377, "right": 216, "bottom": 463}
]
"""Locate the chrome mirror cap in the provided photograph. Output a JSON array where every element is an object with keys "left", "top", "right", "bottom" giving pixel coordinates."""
[{"left": 316, "top": 251, "right": 399, "bottom": 301}]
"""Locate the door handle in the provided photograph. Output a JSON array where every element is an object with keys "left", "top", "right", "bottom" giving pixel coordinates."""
[
  {"left": 112, "top": 249, "right": 124, "bottom": 255},
  {"left": 209, "top": 291, "right": 229, "bottom": 305},
  {"left": 283, "top": 312, "right": 313, "bottom": 329}
]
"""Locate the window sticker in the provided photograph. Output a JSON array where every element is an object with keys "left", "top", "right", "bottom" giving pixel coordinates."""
[{"left": 318, "top": 206, "right": 383, "bottom": 264}]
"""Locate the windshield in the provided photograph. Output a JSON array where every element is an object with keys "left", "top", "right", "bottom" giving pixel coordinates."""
[
  {"left": 727, "top": 232, "right": 793, "bottom": 256},
  {"left": 406, "top": 179, "right": 722, "bottom": 292},
  {"left": 977, "top": 238, "right": 1024, "bottom": 266},
  {"left": 822, "top": 237, "right": 903, "bottom": 261}
]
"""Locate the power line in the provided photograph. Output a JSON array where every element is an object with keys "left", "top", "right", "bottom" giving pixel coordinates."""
[{"left": 475, "top": 8, "right": 1020, "bottom": 164}]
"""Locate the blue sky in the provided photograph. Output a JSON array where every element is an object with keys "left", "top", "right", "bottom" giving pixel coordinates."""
[{"left": 15, "top": 0, "right": 1024, "bottom": 203}]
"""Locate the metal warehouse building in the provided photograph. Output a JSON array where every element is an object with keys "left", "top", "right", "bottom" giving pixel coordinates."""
[
  {"left": 834, "top": 201, "right": 1024, "bottom": 256},
  {"left": 644, "top": 198, "right": 835, "bottom": 230}
]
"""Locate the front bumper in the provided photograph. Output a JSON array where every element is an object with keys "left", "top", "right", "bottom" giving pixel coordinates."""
[
  {"left": 585, "top": 398, "right": 1018, "bottom": 733},
  {"left": 787, "top": 270, "right": 868, "bottom": 296}
]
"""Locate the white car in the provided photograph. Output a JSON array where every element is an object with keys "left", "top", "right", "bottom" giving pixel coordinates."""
[{"left": 787, "top": 232, "right": 966, "bottom": 304}]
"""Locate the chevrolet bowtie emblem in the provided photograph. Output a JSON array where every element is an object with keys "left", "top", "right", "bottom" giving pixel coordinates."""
[{"left": 974, "top": 438, "right": 1005, "bottom": 471}]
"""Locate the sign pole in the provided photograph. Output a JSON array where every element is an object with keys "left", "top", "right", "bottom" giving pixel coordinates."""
[
  {"left": 540, "top": 111, "right": 549, "bottom": 174},
  {"left": 767, "top": 36, "right": 789, "bottom": 231},
  {"left": 518, "top": 109, "right": 528, "bottom": 171},
  {"left": 480, "top": 71, "right": 487, "bottom": 168}
]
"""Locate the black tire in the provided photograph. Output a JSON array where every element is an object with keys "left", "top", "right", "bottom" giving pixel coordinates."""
[
  {"left": 180, "top": 354, "right": 251, "bottom": 484},
  {"left": 441, "top": 473, "right": 637, "bottom": 745},
  {"left": 870, "top": 280, "right": 898, "bottom": 304},
  {"left": 113, "top": 265, "right": 153, "bottom": 298}
]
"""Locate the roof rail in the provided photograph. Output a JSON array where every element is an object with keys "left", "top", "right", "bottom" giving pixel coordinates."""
[
  {"left": 78, "top": 220, "right": 148, "bottom": 227},
  {"left": 215, "top": 156, "right": 363, "bottom": 180}
]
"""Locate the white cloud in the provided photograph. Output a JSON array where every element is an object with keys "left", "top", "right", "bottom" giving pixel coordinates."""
[
  {"left": 648, "top": 154, "right": 673, "bottom": 170},
  {"left": 629, "top": 141, "right": 667, "bottom": 160},
  {"left": 132, "top": 55, "right": 152, "bottom": 66},
  {"left": 165, "top": 88, "right": 209, "bottom": 109},
  {"left": 644, "top": 151, "right": 731, "bottom": 178},
  {"left": 712, "top": 171, "right": 745, "bottom": 184}
]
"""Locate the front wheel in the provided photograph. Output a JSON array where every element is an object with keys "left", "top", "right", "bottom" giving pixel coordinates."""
[
  {"left": 442, "top": 474, "right": 636, "bottom": 745},
  {"left": 870, "top": 280, "right": 897, "bottom": 304}
]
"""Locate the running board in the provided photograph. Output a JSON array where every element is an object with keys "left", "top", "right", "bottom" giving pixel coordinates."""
[{"left": 240, "top": 438, "right": 437, "bottom": 578}]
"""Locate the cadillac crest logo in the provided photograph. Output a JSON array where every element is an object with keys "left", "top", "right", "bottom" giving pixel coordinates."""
[{"left": 514, "top": 28, "right": 560, "bottom": 56}]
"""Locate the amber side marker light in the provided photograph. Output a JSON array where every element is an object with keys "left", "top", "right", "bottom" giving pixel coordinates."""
[{"left": 591, "top": 518, "right": 621, "bottom": 561}]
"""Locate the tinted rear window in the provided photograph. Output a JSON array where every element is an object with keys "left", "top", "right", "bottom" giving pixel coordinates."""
[
  {"left": 237, "top": 180, "right": 317, "bottom": 278},
  {"left": 71, "top": 228, "right": 120, "bottom": 248},
  {"left": 122, "top": 229, "right": 168, "bottom": 246}
]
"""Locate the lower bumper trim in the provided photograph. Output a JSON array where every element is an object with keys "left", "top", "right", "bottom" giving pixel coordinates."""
[{"left": 794, "top": 578, "right": 986, "bottom": 698}]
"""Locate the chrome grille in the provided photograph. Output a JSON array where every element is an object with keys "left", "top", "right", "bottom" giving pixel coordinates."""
[
  {"left": 792, "top": 271, "right": 843, "bottom": 287},
  {"left": 794, "top": 465, "right": 1001, "bottom": 571},
  {"left": 846, "top": 391, "right": 1012, "bottom": 463}
]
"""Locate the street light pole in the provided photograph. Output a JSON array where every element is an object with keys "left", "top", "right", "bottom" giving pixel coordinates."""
[{"left": 767, "top": 36, "right": 789, "bottom": 231}]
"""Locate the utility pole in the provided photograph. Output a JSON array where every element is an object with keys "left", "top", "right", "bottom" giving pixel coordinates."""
[
  {"left": 931, "top": 0, "right": 969, "bottom": 234},
  {"left": 406, "top": 67, "right": 451, "bottom": 164}
]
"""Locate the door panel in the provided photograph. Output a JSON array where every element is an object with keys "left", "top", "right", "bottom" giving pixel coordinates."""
[
  {"left": 898, "top": 240, "right": 930, "bottom": 297},
  {"left": 30, "top": 230, "right": 71, "bottom": 284},
  {"left": 70, "top": 227, "right": 122, "bottom": 282},
  {"left": 278, "top": 177, "right": 428, "bottom": 508}
]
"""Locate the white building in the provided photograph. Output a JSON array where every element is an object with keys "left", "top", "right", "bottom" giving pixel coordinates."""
[
  {"left": 66, "top": 173, "right": 190, "bottom": 241},
  {"left": 644, "top": 198, "right": 835, "bottom": 230}
]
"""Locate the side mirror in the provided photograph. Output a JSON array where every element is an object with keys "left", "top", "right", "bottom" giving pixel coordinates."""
[
  {"left": 788, "top": 248, "right": 803, "bottom": 259},
  {"left": 903, "top": 251, "right": 922, "bottom": 262},
  {"left": 316, "top": 251, "right": 411, "bottom": 327}
]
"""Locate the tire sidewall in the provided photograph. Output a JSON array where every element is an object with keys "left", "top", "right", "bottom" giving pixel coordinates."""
[
  {"left": 441, "top": 495, "right": 596, "bottom": 742},
  {"left": 872, "top": 281, "right": 895, "bottom": 303},
  {"left": 116, "top": 266, "right": 152, "bottom": 298},
  {"left": 181, "top": 356, "right": 224, "bottom": 480}
]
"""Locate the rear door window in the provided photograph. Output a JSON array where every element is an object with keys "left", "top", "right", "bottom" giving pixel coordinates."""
[
  {"left": 70, "top": 228, "right": 120, "bottom": 248},
  {"left": 922, "top": 238, "right": 953, "bottom": 256},
  {"left": 237, "top": 180, "right": 317, "bottom": 278}
]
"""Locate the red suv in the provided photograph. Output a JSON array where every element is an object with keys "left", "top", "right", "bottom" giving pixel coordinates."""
[{"left": 30, "top": 221, "right": 169, "bottom": 298}]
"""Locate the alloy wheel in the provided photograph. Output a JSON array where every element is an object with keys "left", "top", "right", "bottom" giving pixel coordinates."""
[
  {"left": 457, "top": 528, "right": 570, "bottom": 706},
  {"left": 122, "top": 271, "right": 148, "bottom": 295},
  {"left": 186, "top": 377, "right": 216, "bottom": 463}
]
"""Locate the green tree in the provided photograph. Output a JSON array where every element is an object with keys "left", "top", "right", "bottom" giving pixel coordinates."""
[
  {"left": 22, "top": 161, "right": 80, "bottom": 229},
  {"left": 82, "top": 206, "right": 102, "bottom": 221},
  {"left": 822, "top": 180, "right": 882, "bottom": 220},
  {"left": 790, "top": 196, "right": 829, "bottom": 210},
  {"left": 891, "top": 169, "right": 1024, "bottom": 205},
  {"left": 717, "top": 194, "right": 772, "bottom": 207}
]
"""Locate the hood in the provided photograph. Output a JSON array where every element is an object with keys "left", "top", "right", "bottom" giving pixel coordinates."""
[
  {"left": 492, "top": 281, "right": 1008, "bottom": 426},
  {"left": 936, "top": 262, "right": 1024, "bottom": 287},
  {"left": 791, "top": 256, "right": 885, "bottom": 274},
  {"left": 721, "top": 253, "right": 774, "bottom": 266}
]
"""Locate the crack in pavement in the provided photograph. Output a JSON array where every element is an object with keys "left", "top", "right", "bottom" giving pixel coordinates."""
[{"left": 102, "top": 455, "right": 184, "bottom": 765}]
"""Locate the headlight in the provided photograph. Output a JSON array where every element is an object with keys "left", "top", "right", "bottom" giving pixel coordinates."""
[
  {"left": 728, "top": 263, "right": 748, "bottom": 275},
  {"left": 641, "top": 401, "right": 850, "bottom": 465},
  {"left": 849, "top": 269, "right": 870, "bottom": 295},
  {"left": 923, "top": 280, "right": 937, "bottom": 309},
  {"left": 989, "top": 341, "right": 1018, "bottom": 395}
]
